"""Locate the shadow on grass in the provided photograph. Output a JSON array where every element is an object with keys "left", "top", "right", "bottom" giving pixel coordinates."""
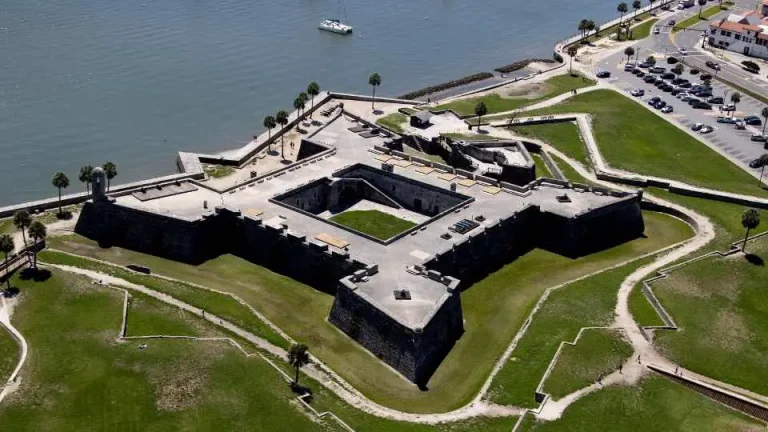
[
  {"left": 1, "top": 287, "right": 20, "bottom": 298},
  {"left": 19, "top": 267, "right": 52, "bottom": 282},
  {"left": 744, "top": 253, "right": 764, "bottom": 266},
  {"left": 56, "top": 211, "right": 73, "bottom": 220}
]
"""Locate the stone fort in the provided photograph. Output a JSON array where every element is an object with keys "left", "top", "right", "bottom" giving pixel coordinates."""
[{"left": 73, "top": 94, "right": 645, "bottom": 385}]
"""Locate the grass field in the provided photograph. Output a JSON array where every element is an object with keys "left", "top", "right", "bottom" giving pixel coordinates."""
[
  {"left": 628, "top": 285, "right": 666, "bottom": 327},
  {"left": 39, "top": 250, "right": 290, "bottom": 350},
  {"left": 433, "top": 74, "right": 595, "bottom": 116},
  {"left": 652, "top": 237, "right": 768, "bottom": 396},
  {"left": 519, "top": 376, "right": 763, "bottom": 431},
  {"left": 329, "top": 210, "right": 417, "bottom": 240},
  {"left": 631, "top": 18, "right": 659, "bottom": 40},
  {"left": 0, "top": 269, "right": 519, "bottom": 431},
  {"left": 403, "top": 145, "right": 449, "bottom": 164},
  {"left": 510, "top": 121, "right": 590, "bottom": 167},
  {"left": 673, "top": 6, "right": 729, "bottom": 33},
  {"left": 0, "top": 325, "right": 18, "bottom": 383},
  {"left": 376, "top": 112, "right": 407, "bottom": 133},
  {"left": 542, "top": 329, "right": 633, "bottom": 400},
  {"left": 532, "top": 154, "right": 553, "bottom": 178},
  {"left": 47, "top": 210, "right": 691, "bottom": 413},
  {"left": 549, "top": 154, "right": 593, "bottom": 185},
  {"left": 204, "top": 164, "right": 235, "bottom": 179},
  {"left": 511, "top": 90, "right": 767, "bottom": 197}
]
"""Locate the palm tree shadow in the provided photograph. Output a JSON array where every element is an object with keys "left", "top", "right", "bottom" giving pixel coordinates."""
[
  {"left": 19, "top": 267, "right": 52, "bottom": 282},
  {"left": 372, "top": 109, "right": 384, "bottom": 115},
  {"left": 744, "top": 253, "right": 764, "bottom": 266},
  {"left": 1, "top": 287, "right": 20, "bottom": 298},
  {"left": 56, "top": 211, "right": 73, "bottom": 220}
]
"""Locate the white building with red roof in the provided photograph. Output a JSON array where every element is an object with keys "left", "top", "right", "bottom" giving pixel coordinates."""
[{"left": 707, "top": 4, "right": 768, "bottom": 59}]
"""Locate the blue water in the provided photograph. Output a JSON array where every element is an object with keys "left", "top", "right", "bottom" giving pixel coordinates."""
[{"left": 0, "top": 0, "right": 616, "bottom": 206}]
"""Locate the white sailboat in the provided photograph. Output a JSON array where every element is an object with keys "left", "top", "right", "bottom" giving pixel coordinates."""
[{"left": 319, "top": 0, "right": 353, "bottom": 34}]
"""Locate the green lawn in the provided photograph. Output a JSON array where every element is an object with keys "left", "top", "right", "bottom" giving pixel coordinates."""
[
  {"left": 628, "top": 285, "right": 666, "bottom": 327},
  {"left": 39, "top": 250, "right": 290, "bottom": 350},
  {"left": 402, "top": 145, "right": 449, "bottom": 164},
  {"left": 673, "top": 6, "right": 729, "bottom": 33},
  {"left": 519, "top": 376, "right": 764, "bottom": 431},
  {"left": 376, "top": 112, "right": 407, "bottom": 133},
  {"left": 204, "top": 164, "right": 235, "bottom": 179},
  {"left": 329, "top": 210, "right": 417, "bottom": 240},
  {"left": 433, "top": 74, "right": 596, "bottom": 116},
  {"left": 1, "top": 269, "right": 518, "bottom": 431},
  {"left": 48, "top": 210, "right": 691, "bottom": 413},
  {"left": 533, "top": 154, "right": 553, "bottom": 178},
  {"left": 510, "top": 121, "right": 590, "bottom": 167},
  {"left": 652, "top": 236, "right": 768, "bottom": 397},
  {"left": 0, "top": 325, "right": 18, "bottom": 383},
  {"left": 632, "top": 18, "right": 659, "bottom": 40},
  {"left": 513, "top": 89, "right": 767, "bottom": 197},
  {"left": 576, "top": 12, "right": 653, "bottom": 45},
  {"left": 542, "top": 329, "right": 633, "bottom": 400},
  {"left": 550, "top": 154, "right": 593, "bottom": 185}
]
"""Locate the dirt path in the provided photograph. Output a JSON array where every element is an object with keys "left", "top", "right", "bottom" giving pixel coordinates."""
[{"left": 0, "top": 296, "right": 27, "bottom": 404}]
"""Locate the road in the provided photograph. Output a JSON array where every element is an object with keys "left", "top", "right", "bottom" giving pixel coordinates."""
[{"left": 596, "top": 3, "right": 768, "bottom": 172}]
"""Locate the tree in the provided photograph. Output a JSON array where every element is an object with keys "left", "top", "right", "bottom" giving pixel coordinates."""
[
  {"left": 275, "top": 110, "right": 289, "bottom": 160},
  {"left": 103, "top": 162, "right": 117, "bottom": 191},
  {"left": 624, "top": 46, "right": 635, "bottom": 63},
  {"left": 741, "top": 209, "right": 761, "bottom": 252},
  {"left": 697, "top": 0, "right": 707, "bottom": 18},
  {"left": 594, "top": 23, "right": 601, "bottom": 36},
  {"left": 578, "top": 19, "right": 589, "bottom": 39},
  {"left": 28, "top": 221, "right": 47, "bottom": 269},
  {"left": 633, "top": 0, "right": 642, "bottom": 18},
  {"left": 761, "top": 107, "right": 768, "bottom": 135},
  {"left": 298, "top": 92, "right": 309, "bottom": 118},
  {"left": 368, "top": 73, "right": 382, "bottom": 111},
  {"left": 587, "top": 20, "right": 596, "bottom": 36},
  {"left": 79, "top": 165, "right": 94, "bottom": 194},
  {"left": 306, "top": 81, "right": 320, "bottom": 119},
  {"left": 567, "top": 45, "right": 579, "bottom": 74},
  {"left": 13, "top": 211, "right": 31, "bottom": 256},
  {"left": 742, "top": 60, "right": 760, "bottom": 73},
  {"left": 755, "top": 153, "right": 768, "bottom": 187},
  {"left": 0, "top": 234, "right": 14, "bottom": 292},
  {"left": 672, "top": 63, "right": 684, "bottom": 76},
  {"left": 646, "top": 55, "right": 656, "bottom": 65},
  {"left": 293, "top": 96, "right": 305, "bottom": 129},
  {"left": 731, "top": 92, "right": 742, "bottom": 117},
  {"left": 52, "top": 172, "right": 70, "bottom": 215},
  {"left": 288, "top": 343, "right": 310, "bottom": 386},
  {"left": 263, "top": 115, "right": 277, "bottom": 151},
  {"left": 617, "top": 2, "right": 629, "bottom": 25},
  {"left": 475, "top": 102, "right": 488, "bottom": 130}
]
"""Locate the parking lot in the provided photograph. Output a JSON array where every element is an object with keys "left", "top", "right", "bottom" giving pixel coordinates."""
[{"left": 598, "top": 43, "right": 768, "bottom": 171}]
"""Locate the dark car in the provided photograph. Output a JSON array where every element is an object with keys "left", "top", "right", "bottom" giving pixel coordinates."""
[
  {"left": 690, "top": 69, "right": 700, "bottom": 75},
  {"left": 662, "top": 73, "right": 676, "bottom": 80},
  {"left": 648, "top": 96, "right": 661, "bottom": 105},
  {"left": 750, "top": 157, "right": 766, "bottom": 167},
  {"left": 596, "top": 70, "right": 611, "bottom": 78},
  {"left": 701, "top": 73, "right": 713, "bottom": 80},
  {"left": 655, "top": 80, "right": 666, "bottom": 88},
  {"left": 638, "top": 62, "right": 653, "bottom": 68},
  {"left": 672, "top": 77, "right": 689, "bottom": 85},
  {"left": 693, "top": 101, "right": 712, "bottom": 110},
  {"left": 695, "top": 90, "right": 713, "bottom": 98},
  {"left": 654, "top": 100, "right": 667, "bottom": 109},
  {"left": 662, "top": 85, "right": 674, "bottom": 92},
  {"left": 644, "top": 75, "right": 657, "bottom": 83},
  {"left": 650, "top": 66, "right": 666, "bottom": 74},
  {"left": 678, "top": 82, "right": 692, "bottom": 88},
  {"left": 708, "top": 96, "right": 724, "bottom": 104},
  {"left": 705, "top": 60, "right": 721, "bottom": 70},
  {"left": 671, "top": 88, "right": 683, "bottom": 96},
  {"left": 668, "top": 20, "right": 676, "bottom": 26},
  {"left": 744, "top": 115, "right": 762, "bottom": 126},
  {"left": 634, "top": 69, "right": 646, "bottom": 77}
]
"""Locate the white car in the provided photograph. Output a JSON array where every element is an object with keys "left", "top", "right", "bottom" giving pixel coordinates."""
[
  {"left": 654, "top": 27, "right": 660, "bottom": 35},
  {"left": 691, "top": 122, "right": 704, "bottom": 131},
  {"left": 676, "top": 92, "right": 689, "bottom": 99},
  {"left": 661, "top": 105, "right": 674, "bottom": 113},
  {"left": 680, "top": 47, "right": 688, "bottom": 56},
  {"left": 722, "top": 103, "right": 736, "bottom": 111},
  {"left": 700, "top": 125, "right": 714, "bottom": 134},
  {"left": 630, "top": 89, "right": 645, "bottom": 97}
]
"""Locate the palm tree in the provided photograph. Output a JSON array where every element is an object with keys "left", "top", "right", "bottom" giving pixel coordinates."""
[
  {"left": 275, "top": 110, "right": 289, "bottom": 160},
  {"left": 632, "top": 0, "right": 642, "bottom": 19},
  {"left": 761, "top": 107, "right": 768, "bottom": 135},
  {"left": 730, "top": 92, "right": 742, "bottom": 117},
  {"left": 52, "top": 172, "right": 70, "bottom": 215},
  {"left": 741, "top": 209, "right": 761, "bottom": 252},
  {"left": 578, "top": 19, "right": 589, "bottom": 39},
  {"left": 28, "top": 221, "right": 47, "bottom": 269},
  {"left": 475, "top": 102, "right": 488, "bottom": 130},
  {"left": 79, "top": 165, "right": 94, "bottom": 194},
  {"left": 103, "top": 162, "right": 117, "bottom": 191},
  {"left": 293, "top": 97, "right": 305, "bottom": 129},
  {"left": 299, "top": 92, "right": 309, "bottom": 118},
  {"left": 567, "top": 45, "right": 579, "bottom": 74},
  {"left": 624, "top": 46, "right": 635, "bottom": 63},
  {"left": 263, "top": 115, "right": 277, "bottom": 151},
  {"left": 288, "top": 343, "right": 310, "bottom": 386},
  {"left": 756, "top": 153, "right": 768, "bottom": 186},
  {"left": 697, "top": 0, "right": 707, "bottom": 19},
  {"left": 0, "top": 235, "right": 14, "bottom": 291},
  {"left": 617, "top": 2, "right": 629, "bottom": 25},
  {"left": 587, "top": 20, "right": 596, "bottom": 36},
  {"left": 368, "top": 73, "right": 382, "bottom": 111},
  {"left": 307, "top": 82, "right": 320, "bottom": 119},
  {"left": 13, "top": 210, "right": 31, "bottom": 255}
]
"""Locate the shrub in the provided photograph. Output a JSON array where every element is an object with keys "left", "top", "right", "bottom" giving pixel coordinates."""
[
  {"left": 667, "top": 56, "right": 679, "bottom": 64},
  {"left": 742, "top": 60, "right": 760, "bottom": 72},
  {"left": 398, "top": 72, "right": 495, "bottom": 100}
]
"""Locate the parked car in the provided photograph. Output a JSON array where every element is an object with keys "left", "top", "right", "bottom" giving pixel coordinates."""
[
  {"left": 694, "top": 90, "right": 713, "bottom": 98},
  {"left": 596, "top": 70, "right": 611, "bottom": 78},
  {"left": 678, "top": 81, "right": 692, "bottom": 88},
  {"left": 661, "top": 105, "right": 674, "bottom": 113},
  {"left": 672, "top": 77, "right": 688, "bottom": 85},
  {"left": 639, "top": 62, "right": 653, "bottom": 68},
  {"left": 691, "top": 122, "right": 704, "bottom": 131},
  {"left": 722, "top": 103, "right": 736, "bottom": 112},
  {"left": 648, "top": 96, "right": 661, "bottom": 106},
  {"left": 630, "top": 89, "right": 645, "bottom": 97},
  {"left": 693, "top": 101, "right": 712, "bottom": 110},
  {"left": 662, "top": 73, "right": 676, "bottom": 80},
  {"left": 651, "top": 66, "right": 667, "bottom": 74},
  {"left": 669, "top": 20, "right": 677, "bottom": 26},
  {"left": 686, "top": 97, "right": 701, "bottom": 105},
  {"left": 662, "top": 85, "right": 674, "bottom": 92},
  {"left": 676, "top": 92, "right": 689, "bottom": 99},
  {"left": 635, "top": 70, "right": 646, "bottom": 77},
  {"left": 750, "top": 134, "right": 767, "bottom": 142},
  {"left": 624, "top": 63, "right": 637, "bottom": 71},
  {"left": 655, "top": 80, "right": 666, "bottom": 88},
  {"left": 706, "top": 60, "right": 721, "bottom": 71},
  {"left": 644, "top": 75, "right": 657, "bottom": 83},
  {"left": 708, "top": 96, "right": 724, "bottom": 104},
  {"left": 654, "top": 100, "right": 667, "bottom": 109},
  {"left": 700, "top": 125, "right": 714, "bottom": 134},
  {"left": 671, "top": 88, "right": 683, "bottom": 96},
  {"left": 701, "top": 73, "right": 713, "bottom": 80},
  {"left": 679, "top": 47, "right": 688, "bottom": 56},
  {"left": 744, "top": 115, "right": 762, "bottom": 126},
  {"left": 654, "top": 27, "right": 660, "bottom": 35},
  {"left": 735, "top": 120, "right": 746, "bottom": 130},
  {"left": 717, "top": 116, "right": 736, "bottom": 124},
  {"left": 690, "top": 68, "right": 699, "bottom": 75}
]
